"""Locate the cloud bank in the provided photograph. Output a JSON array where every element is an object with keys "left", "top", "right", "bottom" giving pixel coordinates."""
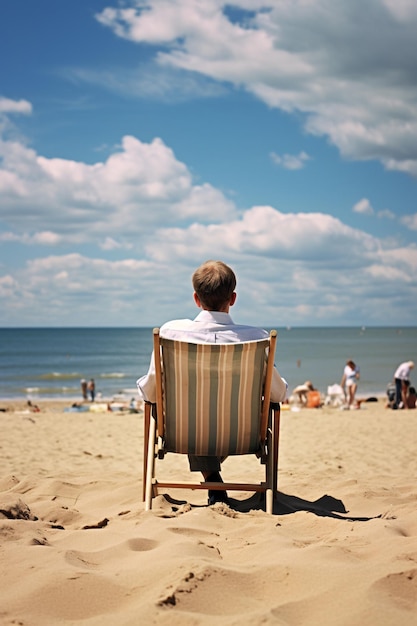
[
  {"left": 0, "top": 96, "right": 416, "bottom": 326},
  {"left": 96, "top": 0, "right": 417, "bottom": 176}
]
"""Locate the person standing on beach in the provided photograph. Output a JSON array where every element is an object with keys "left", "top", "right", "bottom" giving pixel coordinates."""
[
  {"left": 340, "top": 360, "right": 360, "bottom": 409},
  {"left": 393, "top": 361, "right": 414, "bottom": 409},
  {"left": 87, "top": 379, "right": 95, "bottom": 402},
  {"left": 80, "top": 379, "right": 88, "bottom": 400},
  {"left": 137, "top": 260, "right": 288, "bottom": 505}
]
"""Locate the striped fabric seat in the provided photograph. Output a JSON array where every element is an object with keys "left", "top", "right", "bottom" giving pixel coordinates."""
[{"left": 160, "top": 338, "right": 269, "bottom": 456}]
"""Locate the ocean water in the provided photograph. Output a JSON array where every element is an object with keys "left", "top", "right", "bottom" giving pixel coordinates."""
[{"left": 0, "top": 326, "right": 416, "bottom": 401}]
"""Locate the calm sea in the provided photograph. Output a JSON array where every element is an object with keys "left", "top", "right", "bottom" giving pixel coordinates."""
[{"left": 0, "top": 327, "right": 416, "bottom": 401}]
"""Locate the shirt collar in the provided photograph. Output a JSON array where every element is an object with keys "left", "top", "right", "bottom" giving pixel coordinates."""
[{"left": 194, "top": 310, "right": 234, "bottom": 325}]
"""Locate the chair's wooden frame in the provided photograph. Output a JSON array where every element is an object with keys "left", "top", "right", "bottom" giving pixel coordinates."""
[{"left": 142, "top": 328, "right": 281, "bottom": 514}]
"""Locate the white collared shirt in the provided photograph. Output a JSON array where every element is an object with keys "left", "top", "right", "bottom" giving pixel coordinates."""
[{"left": 137, "top": 310, "right": 287, "bottom": 403}]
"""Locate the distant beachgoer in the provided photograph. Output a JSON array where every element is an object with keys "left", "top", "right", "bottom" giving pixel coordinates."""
[
  {"left": 87, "top": 379, "right": 95, "bottom": 402},
  {"left": 27, "top": 400, "right": 40, "bottom": 412},
  {"left": 393, "top": 361, "right": 414, "bottom": 409},
  {"left": 385, "top": 382, "right": 396, "bottom": 409},
  {"left": 80, "top": 379, "right": 88, "bottom": 400},
  {"left": 292, "top": 381, "right": 315, "bottom": 406},
  {"left": 129, "top": 397, "right": 139, "bottom": 413},
  {"left": 340, "top": 360, "right": 360, "bottom": 409}
]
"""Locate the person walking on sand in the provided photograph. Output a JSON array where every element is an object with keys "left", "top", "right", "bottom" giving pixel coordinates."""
[
  {"left": 137, "top": 260, "right": 288, "bottom": 506},
  {"left": 393, "top": 361, "right": 414, "bottom": 409},
  {"left": 340, "top": 360, "right": 360, "bottom": 409}
]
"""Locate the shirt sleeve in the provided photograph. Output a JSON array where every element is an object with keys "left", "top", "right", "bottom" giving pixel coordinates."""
[
  {"left": 270, "top": 367, "right": 288, "bottom": 403},
  {"left": 136, "top": 351, "right": 156, "bottom": 403}
]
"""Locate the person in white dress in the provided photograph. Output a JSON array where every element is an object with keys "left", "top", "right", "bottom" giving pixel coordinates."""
[{"left": 340, "top": 360, "right": 360, "bottom": 409}]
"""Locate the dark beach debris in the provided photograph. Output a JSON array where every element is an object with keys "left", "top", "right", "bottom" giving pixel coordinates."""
[
  {"left": 82, "top": 517, "right": 109, "bottom": 530},
  {"left": 158, "top": 593, "right": 176, "bottom": 607},
  {"left": 0, "top": 496, "right": 38, "bottom": 521},
  {"left": 31, "top": 536, "right": 50, "bottom": 546}
]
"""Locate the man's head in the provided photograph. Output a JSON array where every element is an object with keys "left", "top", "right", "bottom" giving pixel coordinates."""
[{"left": 192, "top": 260, "right": 236, "bottom": 311}]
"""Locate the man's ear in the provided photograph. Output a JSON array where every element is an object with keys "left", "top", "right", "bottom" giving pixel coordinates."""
[
  {"left": 193, "top": 292, "right": 202, "bottom": 307},
  {"left": 230, "top": 292, "right": 237, "bottom": 306}
]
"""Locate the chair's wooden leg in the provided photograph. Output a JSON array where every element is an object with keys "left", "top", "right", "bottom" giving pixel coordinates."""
[
  {"left": 273, "top": 406, "right": 281, "bottom": 495},
  {"left": 266, "top": 413, "right": 274, "bottom": 514},
  {"left": 145, "top": 416, "right": 156, "bottom": 511},
  {"left": 142, "top": 403, "right": 151, "bottom": 502},
  {"left": 266, "top": 488, "right": 273, "bottom": 514},
  {"left": 265, "top": 405, "right": 280, "bottom": 514}
]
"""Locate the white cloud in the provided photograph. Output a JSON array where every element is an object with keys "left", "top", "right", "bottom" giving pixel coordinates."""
[
  {"left": 0, "top": 274, "right": 17, "bottom": 298},
  {"left": 376, "top": 209, "right": 395, "bottom": 220},
  {"left": 0, "top": 97, "right": 33, "bottom": 142},
  {"left": 0, "top": 231, "right": 62, "bottom": 245},
  {"left": 353, "top": 199, "right": 397, "bottom": 221},
  {"left": 382, "top": 0, "right": 417, "bottom": 21},
  {"left": 96, "top": 0, "right": 417, "bottom": 176},
  {"left": 145, "top": 206, "right": 381, "bottom": 267},
  {"left": 401, "top": 213, "right": 417, "bottom": 231},
  {"left": 384, "top": 158, "right": 417, "bottom": 177},
  {"left": 0, "top": 253, "right": 192, "bottom": 326},
  {"left": 0, "top": 134, "right": 236, "bottom": 244},
  {"left": 67, "top": 64, "right": 226, "bottom": 102},
  {"left": 0, "top": 97, "right": 32, "bottom": 115},
  {"left": 270, "top": 151, "right": 311, "bottom": 170},
  {"left": 100, "top": 237, "right": 133, "bottom": 251},
  {"left": 353, "top": 198, "right": 374, "bottom": 216},
  {"left": 2, "top": 211, "right": 415, "bottom": 326}
]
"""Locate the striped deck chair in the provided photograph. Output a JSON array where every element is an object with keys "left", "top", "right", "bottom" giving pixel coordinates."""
[{"left": 143, "top": 328, "right": 281, "bottom": 514}]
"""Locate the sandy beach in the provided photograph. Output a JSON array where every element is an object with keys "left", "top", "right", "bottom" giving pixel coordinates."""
[{"left": 1, "top": 398, "right": 416, "bottom": 625}]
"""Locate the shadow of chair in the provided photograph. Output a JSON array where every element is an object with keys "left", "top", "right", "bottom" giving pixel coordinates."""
[{"left": 142, "top": 328, "right": 281, "bottom": 514}]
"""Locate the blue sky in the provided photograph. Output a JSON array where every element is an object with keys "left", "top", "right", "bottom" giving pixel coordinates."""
[{"left": 1, "top": 0, "right": 416, "bottom": 327}]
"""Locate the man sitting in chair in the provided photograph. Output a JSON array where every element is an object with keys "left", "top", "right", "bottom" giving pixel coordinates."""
[{"left": 137, "top": 260, "right": 288, "bottom": 505}]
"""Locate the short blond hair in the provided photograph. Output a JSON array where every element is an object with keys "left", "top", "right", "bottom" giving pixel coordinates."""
[{"left": 192, "top": 260, "right": 236, "bottom": 310}]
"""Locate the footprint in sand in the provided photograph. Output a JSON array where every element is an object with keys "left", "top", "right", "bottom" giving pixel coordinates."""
[
  {"left": 65, "top": 550, "right": 100, "bottom": 570},
  {"left": 65, "top": 536, "right": 159, "bottom": 567},
  {"left": 127, "top": 537, "right": 158, "bottom": 551},
  {"left": 370, "top": 568, "right": 417, "bottom": 612},
  {"left": 167, "top": 527, "right": 220, "bottom": 539},
  {"left": 157, "top": 564, "right": 271, "bottom": 615}
]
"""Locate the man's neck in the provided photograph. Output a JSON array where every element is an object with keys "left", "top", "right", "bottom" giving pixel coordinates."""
[{"left": 202, "top": 306, "right": 230, "bottom": 314}]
